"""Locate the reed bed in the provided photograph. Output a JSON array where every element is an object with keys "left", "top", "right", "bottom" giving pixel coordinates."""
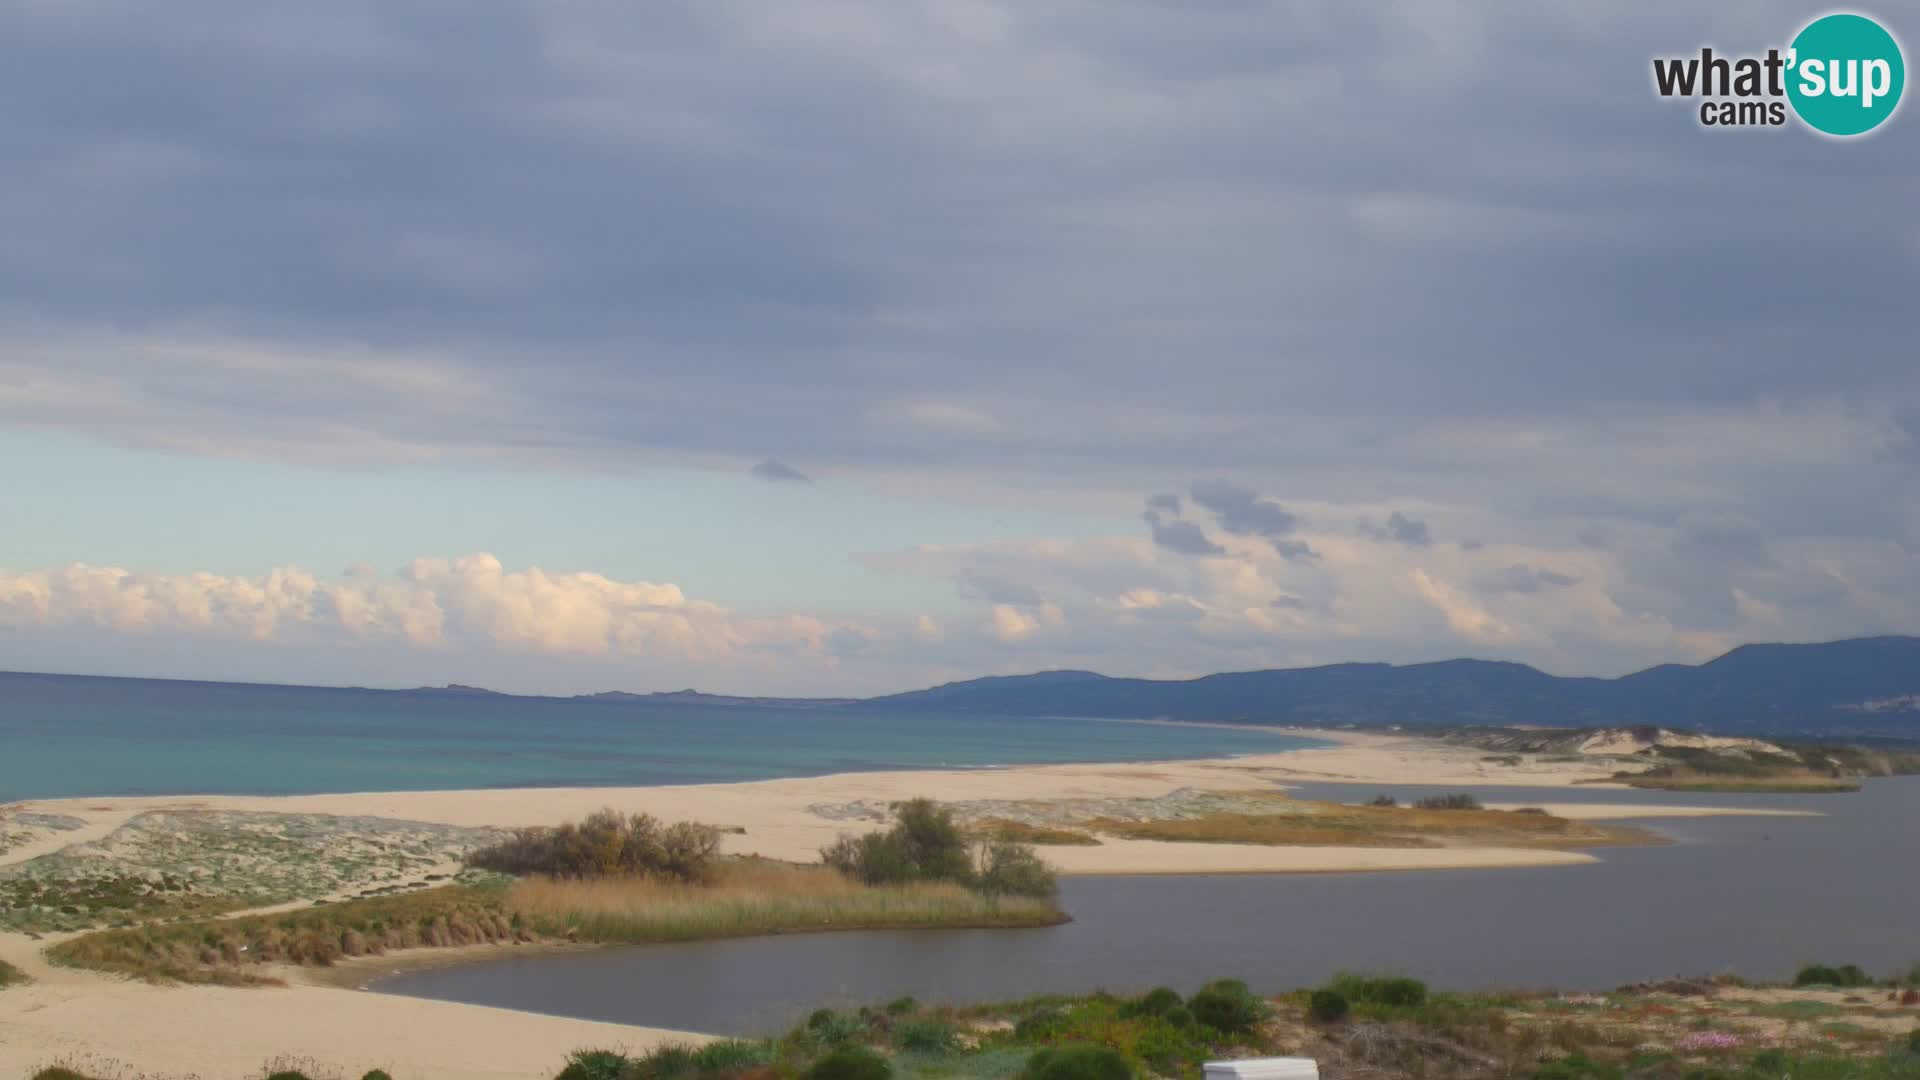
[{"left": 508, "top": 861, "right": 1065, "bottom": 943}]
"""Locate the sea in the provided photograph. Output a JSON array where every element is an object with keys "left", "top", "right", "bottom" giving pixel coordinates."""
[{"left": 0, "top": 670, "right": 1315, "bottom": 802}]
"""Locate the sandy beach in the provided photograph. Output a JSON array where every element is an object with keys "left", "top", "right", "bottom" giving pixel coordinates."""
[{"left": 0, "top": 731, "right": 1817, "bottom": 1079}]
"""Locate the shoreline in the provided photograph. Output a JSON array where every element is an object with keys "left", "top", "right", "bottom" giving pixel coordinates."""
[{"left": 0, "top": 730, "right": 1834, "bottom": 1080}]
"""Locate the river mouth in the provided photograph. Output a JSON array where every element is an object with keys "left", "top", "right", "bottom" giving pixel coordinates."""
[{"left": 367, "top": 779, "right": 1920, "bottom": 1036}]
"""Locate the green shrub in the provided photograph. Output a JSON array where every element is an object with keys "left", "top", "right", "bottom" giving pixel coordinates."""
[
  {"left": 975, "top": 838, "right": 1059, "bottom": 899},
  {"left": 885, "top": 995, "right": 919, "bottom": 1016},
  {"left": 1308, "top": 989, "right": 1350, "bottom": 1023},
  {"left": 630, "top": 1045, "right": 697, "bottom": 1080},
  {"left": 895, "top": 1018, "right": 960, "bottom": 1053},
  {"left": 1019, "top": 1046, "right": 1134, "bottom": 1080},
  {"left": 1907, "top": 1029, "right": 1920, "bottom": 1056},
  {"left": 469, "top": 809, "right": 721, "bottom": 883},
  {"left": 1015, "top": 1005, "right": 1070, "bottom": 1041},
  {"left": 1367, "top": 794, "right": 1398, "bottom": 807},
  {"left": 805, "top": 1046, "right": 893, "bottom": 1080},
  {"left": 32, "top": 1070, "right": 97, "bottom": 1080},
  {"left": 1793, "top": 963, "right": 1874, "bottom": 988},
  {"left": 362, "top": 1072, "right": 394, "bottom": 1080},
  {"left": 263, "top": 1073, "right": 315, "bottom": 1080},
  {"left": 1188, "top": 978, "right": 1269, "bottom": 1034},
  {"left": 825, "top": 800, "right": 972, "bottom": 888},
  {"left": 1325, "top": 973, "right": 1428, "bottom": 1008},
  {"left": 1118, "top": 986, "right": 1185, "bottom": 1020},
  {"left": 691, "top": 1039, "right": 775, "bottom": 1075},
  {"left": 557, "top": 1049, "right": 636, "bottom": 1080}
]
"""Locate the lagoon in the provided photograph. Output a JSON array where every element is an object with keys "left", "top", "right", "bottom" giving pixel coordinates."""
[{"left": 372, "top": 779, "right": 1920, "bottom": 1034}]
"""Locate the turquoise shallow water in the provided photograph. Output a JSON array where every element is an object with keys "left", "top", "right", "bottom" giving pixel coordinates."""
[{"left": 0, "top": 671, "right": 1315, "bottom": 800}]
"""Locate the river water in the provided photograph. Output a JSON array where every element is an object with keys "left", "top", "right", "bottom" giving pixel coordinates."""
[{"left": 372, "top": 779, "right": 1920, "bottom": 1034}]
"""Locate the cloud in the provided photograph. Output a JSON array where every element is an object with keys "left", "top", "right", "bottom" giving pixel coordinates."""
[
  {"left": 1142, "top": 509, "right": 1225, "bottom": 556},
  {"left": 0, "top": 553, "right": 853, "bottom": 664},
  {"left": 0, "top": 2, "right": 1917, "bottom": 689},
  {"left": 1189, "top": 481, "right": 1315, "bottom": 559},
  {"left": 750, "top": 458, "right": 813, "bottom": 484},
  {"left": 1477, "top": 563, "right": 1581, "bottom": 594}
]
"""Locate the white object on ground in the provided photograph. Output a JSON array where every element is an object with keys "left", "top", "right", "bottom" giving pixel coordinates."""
[{"left": 1203, "top": 1058, "right": 1320, "bottom": 1080}]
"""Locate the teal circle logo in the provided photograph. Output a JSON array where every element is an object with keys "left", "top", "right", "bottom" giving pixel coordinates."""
[{"left": 1787, "top": 13, "right": 1905, "bottom": 136}]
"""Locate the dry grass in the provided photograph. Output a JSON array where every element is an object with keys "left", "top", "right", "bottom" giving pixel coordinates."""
[
  {"left": 1621, "top": 770, "right": 1862, "bottom": 793},
  {"left": 508, "top": 860, "right": 1065, "bottom": 943},
  {"left": 968, "top": 819, "right": 1102, "bottom": 846},
  {"left": 1085, "top": 800, "right": 1656, "bottom": 850}
]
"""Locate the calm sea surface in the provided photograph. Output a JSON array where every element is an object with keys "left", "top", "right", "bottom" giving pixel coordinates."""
[
  {"left": 0, "top": 671, "right": 1313, "bottom": 800},
  {"left": 373, "top": 779, "right": 1920, "bottom": 1034}
]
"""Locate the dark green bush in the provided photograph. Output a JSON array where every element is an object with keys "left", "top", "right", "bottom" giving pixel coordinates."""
[
  {"left": 262, "top": 1073, "right": 315, "bottom": 1080},
  {"left": 1367, "top": 794, "right": 1398, "bottom": 807},
  {"left": 1308, "top": 989, "right": 1350, "bottom": 1023},
  {"left": 884, "top": 995, "right": 919, "bottom": 1015},
  {"left": 1326, "top": 973, "right": 1428, "bottom": 1008},
  {"left": 894, "top": 1018, "right": 960, "bottom": 1053},
  {"left": 805, "top": 1046, "right": 893, "bottom": 1080},
  {"left": 1793, "top": 963, "right": 1873, "bottom": 988},
  {"left": 1187, "top": 978, "right": 1269, "bottom": 1034},
  {"left": 556, "top": 1049, "right": 635, "bottom": 1080},
  {"left": 691, "top": 1039, "right": 775, "bottom": 1075},
  {"left": 1014, "top": 1005, "right": 1070, "bottom": 1041},
  {"left": 1119, "top": 986, "right": 1184, "bottom": 1019},
  {"left": 1907, "top": 1028, "right": 1920, "bottom": 1055},
  {"left": 32, "top": 1070, "right": 97, "bottom": 1080},
  {"left": 630, "top": 1045, "right": 697, "bottom": 1080},
  {"left": 362, "top": 1072, "right": 394, "bottom": 1080},
  {"left": 1019, "top": 1046, "right": 1134, "bottom": 1080}
]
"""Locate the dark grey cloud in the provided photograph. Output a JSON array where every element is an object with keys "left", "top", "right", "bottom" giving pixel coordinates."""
[
  {"left": 1361, "top": 511, "right": 1433, "bottom": 547},
  {"left": 1142, "top": 510, "right": 1225, "bottom": 557},
  {"left": 1189, "top": 481, "right": 1315, "bottom": 559},
  {"left": 750, "top": 459, "right": 812, "bottom": 484}
]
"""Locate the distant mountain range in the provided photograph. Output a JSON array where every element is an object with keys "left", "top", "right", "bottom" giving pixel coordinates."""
[
  {"left": 9, "top": 636, "right": 1919, "bottom": 738},
  {"left": 857, "top": 636, "right": 1920, "bottom": 738}
]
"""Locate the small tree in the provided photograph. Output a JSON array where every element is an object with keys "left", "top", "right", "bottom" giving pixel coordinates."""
[{"left": 974, "top": 838, "right": 1058, "bottom": 899}]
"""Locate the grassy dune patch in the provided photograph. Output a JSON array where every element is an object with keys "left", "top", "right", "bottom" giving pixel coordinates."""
[
  {"left": 1085, "top": 799, "right": 1654, "bottom": 850},
  {"left": 48, "top": 861, "right": 1064, "bottom": 984},
  {"left": 966, "top": 819, "right": 1102, "bottom": 846}
]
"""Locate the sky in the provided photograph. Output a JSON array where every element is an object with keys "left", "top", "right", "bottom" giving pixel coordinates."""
[{"left": 1, "top": 1, "right": 1915, "bottom": 696}]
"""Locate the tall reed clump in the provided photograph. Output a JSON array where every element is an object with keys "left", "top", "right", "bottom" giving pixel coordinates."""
[
  {"left": 467, "top": 809, "right": 721, "bottom": 883},
  {"left": 822, "top": 798, "right": 1058, "bottom": 899},
  {"left": 507, "top": 860, "right": 1062, "bottom": 943}
]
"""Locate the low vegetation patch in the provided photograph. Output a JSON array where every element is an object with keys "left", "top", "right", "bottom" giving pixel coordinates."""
[
  {"left": 49, "top": 855, "right": 1064, "bottom": 983},
  {"left": 45, "top": 882, "right": 520, "bottom": 984},
  {"left": 0, "top": 955, "right": 28, "bottom": 987},
  {"left": 1086, "top": 798, "right": 1649, "bottom": 851},
  {"left": 824, "top": 799, "right": 1059, "bottom": 899},
  {"left": 969, "top": 819, "right": 1102, "bottom": 846},
  {"left": 466, "top": 810, "right": 722, "bottom": 882}
]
